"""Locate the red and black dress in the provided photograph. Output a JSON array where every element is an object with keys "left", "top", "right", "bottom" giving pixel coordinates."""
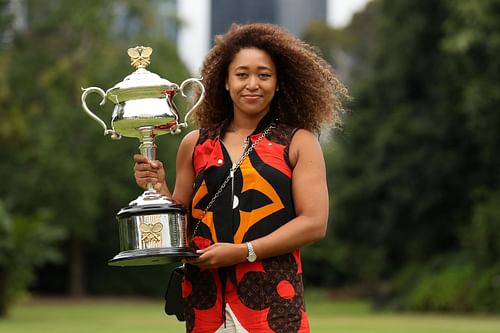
[{"left": 182, "top": 115, "right": 310, "bottom": 333}]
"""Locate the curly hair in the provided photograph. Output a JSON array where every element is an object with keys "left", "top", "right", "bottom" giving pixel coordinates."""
[{"left": 192, "top": 23, "right": 348, "bottom": 134}]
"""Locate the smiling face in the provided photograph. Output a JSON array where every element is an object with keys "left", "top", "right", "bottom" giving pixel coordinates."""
[{"left": 226, "top": 48, "right": 278, "bottom": 120}]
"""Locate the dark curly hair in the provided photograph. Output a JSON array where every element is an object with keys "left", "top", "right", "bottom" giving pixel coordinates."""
[{"left": 192, "top": 23, "right": 348, "bottom": 134}]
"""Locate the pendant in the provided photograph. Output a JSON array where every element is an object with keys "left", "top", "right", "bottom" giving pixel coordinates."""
[{"left": 233, "top": 195, "right": 239, "bottom": 209}]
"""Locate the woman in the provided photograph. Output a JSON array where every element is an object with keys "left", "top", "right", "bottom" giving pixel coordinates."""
[{"left": 134, "top": 23, "right": 347, "bottom": 333}]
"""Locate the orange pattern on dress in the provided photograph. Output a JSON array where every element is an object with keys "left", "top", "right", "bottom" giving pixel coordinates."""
[
  {"left": 190, "top": 180, "right": 218, "bottom": 243},
  {"left": 234, "top": 158, "right": 284, "bottom": 244}
]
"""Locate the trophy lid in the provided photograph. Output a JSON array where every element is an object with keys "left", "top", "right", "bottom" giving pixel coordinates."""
[{"left": 106, "top": 46, "right": 178, "bottom": 103}]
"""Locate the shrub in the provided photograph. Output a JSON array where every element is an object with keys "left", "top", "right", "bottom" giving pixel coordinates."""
[{"left": 0, "top": 201, "right": 65, "bottom": 317}]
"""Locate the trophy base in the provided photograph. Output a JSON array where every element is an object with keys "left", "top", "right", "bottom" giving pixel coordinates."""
[
  {"left": 111, "top": 200, "right": 198, "bottom": 267},
  {"left": 108, "top": 248, "right": 199, "bottom": 267}
]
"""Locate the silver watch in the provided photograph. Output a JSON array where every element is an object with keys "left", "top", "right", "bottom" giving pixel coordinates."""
[{"left": 245, "top": 242, "right": 257, "bottom": 262}]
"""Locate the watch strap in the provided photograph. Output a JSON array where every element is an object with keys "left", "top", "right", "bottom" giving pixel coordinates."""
[{"left": 246, "top": 242, "right": 257, "bottom": 262}]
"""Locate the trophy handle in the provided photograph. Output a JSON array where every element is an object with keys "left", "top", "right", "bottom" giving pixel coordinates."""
[
  {"left": 177, "top": 78, "right": 206, "bottom": 130},
  {"left": 81, "top": 87, "right": 121, "bottom": 139}
]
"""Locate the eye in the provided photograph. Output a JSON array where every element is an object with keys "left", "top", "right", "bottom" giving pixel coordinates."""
[
  {"left": 236, "top": 72, "right": 248, "bottom": 78},
  {"left": 259, "top": 73, "right": 272, "bottom": 79}
]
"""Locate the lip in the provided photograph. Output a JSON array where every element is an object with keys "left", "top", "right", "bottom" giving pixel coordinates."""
[{"left": 241, "top": 94, "right": 263, "bottom": 101}]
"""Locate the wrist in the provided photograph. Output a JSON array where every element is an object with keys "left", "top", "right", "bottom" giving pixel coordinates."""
[
  {"left": 234, "top": 243, "right": 248, "bottom": 264},
  {"left": 245, "top": 241, "right": 257, "bottom": 263},
  {"left": 157, "top": 182, "right": 170, "bottom": 196}
]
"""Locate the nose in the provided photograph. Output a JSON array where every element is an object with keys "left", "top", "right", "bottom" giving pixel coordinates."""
[{"left": 246, "top": 75, "right": 259, "bottom": 90}]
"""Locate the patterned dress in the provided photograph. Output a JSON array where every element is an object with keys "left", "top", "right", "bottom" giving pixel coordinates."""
[{"left": 182, "top": 115, "right": 310, "bottom": 333}]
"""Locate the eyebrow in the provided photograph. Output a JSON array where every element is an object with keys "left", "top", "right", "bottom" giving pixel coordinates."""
[{"left": 233, "top": 65, "right": 273, "bottom": 71}]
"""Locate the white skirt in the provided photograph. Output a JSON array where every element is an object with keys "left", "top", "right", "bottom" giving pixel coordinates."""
[{"left": 215, "top": 304, "right": 249, "bottom": 333}]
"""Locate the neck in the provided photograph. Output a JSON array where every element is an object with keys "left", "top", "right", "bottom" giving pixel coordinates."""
[
  {"left": 230, "top": 122, "right": 254, "bottom": 138},
  {"left": 231, "top": 111, "right": 270, "bottom": 135}
]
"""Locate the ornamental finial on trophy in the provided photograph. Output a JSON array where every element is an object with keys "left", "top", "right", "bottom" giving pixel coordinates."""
[
  {"left": 128, "top": 46, "right": 153, "bottom": 68},
  {"left": 81, "top": 46, "right": 205, "bottom": 266}
]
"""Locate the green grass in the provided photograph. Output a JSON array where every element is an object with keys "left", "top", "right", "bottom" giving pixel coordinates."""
[{"left": 1, "top": 293, "right": 500, "bottom": 333}]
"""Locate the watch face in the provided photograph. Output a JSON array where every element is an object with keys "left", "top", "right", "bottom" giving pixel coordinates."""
[
  {"left": 247, "top": 253, "right": 257, "bottom": 262},
  {"left": 246, "top": 242, "right": 257, "bottom": 262}
]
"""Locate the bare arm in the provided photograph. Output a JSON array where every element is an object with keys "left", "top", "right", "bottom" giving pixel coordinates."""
[
  {"left": 251, "top": 129, "right": 329, "bottom": 256},
  {"left": 171, "top": 130, "right": 199, "bottom": 208},
  {"left": 189, "top": 129, "right": 329, "bottom": 268}
]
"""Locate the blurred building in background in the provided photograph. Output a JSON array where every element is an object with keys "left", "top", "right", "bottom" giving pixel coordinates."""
[
  {"left": 210, "top": 0, "right": 326, "bottom": 39},
  {"left": 111, "top": 0, "right": 178, "bottom": 43},
  {"left": 0, "top": 0, "right": 27, "bottom": 46},
  {"left": 178, "top": 0, "right": 329, "bottom": 74}
]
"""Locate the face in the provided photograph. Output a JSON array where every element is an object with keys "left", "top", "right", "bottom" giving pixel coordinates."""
[{"left": 226, "top": 48, "right": 278, "bottom": 119}]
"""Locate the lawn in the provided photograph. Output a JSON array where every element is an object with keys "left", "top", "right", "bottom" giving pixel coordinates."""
[{"left": 1, "top": 292, "right": 500, "bottom": 333}]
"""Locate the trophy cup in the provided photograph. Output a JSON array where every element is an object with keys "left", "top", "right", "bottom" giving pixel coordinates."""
[{"left": 81, "top": 46, "right": 204, "bottom": 267}]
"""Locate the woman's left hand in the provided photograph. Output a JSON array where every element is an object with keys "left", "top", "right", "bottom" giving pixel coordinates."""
[{"left": 184, "top": 243, "right": 247, "bottom": 269}]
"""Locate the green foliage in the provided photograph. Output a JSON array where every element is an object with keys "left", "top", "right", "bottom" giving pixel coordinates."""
[
  {"left": 398, "top": 258, "right": 476, "bottom": 312},
  {"left": 470, "top": 265, "right": 500, "bottom": 313},
  {"left": 464, "top": 190, "right": 500, "bottom": 265},
  {"left": 0, "top": 0, "right": 190, "bottom": 297},
  {"left": 392, "top": 255, "right": 500, "bottom": 313},
  {"left": 300, "top": 0, "right": 500, "bottom": 313},
  {"left": 0, "top": 202, "right": 65, "bottom": 317}
]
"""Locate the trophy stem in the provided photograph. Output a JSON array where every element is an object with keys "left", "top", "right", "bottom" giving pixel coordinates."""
[
  {"left": 129, "top": 126, "right": 171, "bottom": 206},
  {"left": 138, "top": 126, "right": 157, "bottom": 194}
]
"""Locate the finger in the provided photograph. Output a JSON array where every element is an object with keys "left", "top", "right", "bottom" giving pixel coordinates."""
[
  {"left": 147, "top": 178, "right": 159, "bottom": 185},
  {"left": 135, "top": 169, "right": 158, "bottom": 176},
  {"left": 189, "top": 251, "right": 207, "bottom": 263},
  {"left": 150, "top": 160, "right": 164, "bottom": 169},
  {"left": 134, "top": 172, "right": 158, "bottom": 186},
  {"left": 134, "top": 162, "right": 156, "bottom": 172},
  {"left": 134, "top": 170, "right": 158, "bottom": 180},
  {"left": 184, "top": 258, "right": 199, "bottom": 266},
  {"left": 133, "top": 154, "right": 148, "bottom": 163}
]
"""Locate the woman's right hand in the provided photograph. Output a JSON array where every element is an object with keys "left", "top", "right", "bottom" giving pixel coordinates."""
[{"left": 133, "top": 154, "right": 167, "bottom": 193}]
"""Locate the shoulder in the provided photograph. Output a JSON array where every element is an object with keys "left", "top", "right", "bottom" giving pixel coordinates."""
[
  {"left": 178, "top": 129, "right": 200, "bottom": 153},
  {"left": 267, "top": 121, "right": 297, "bottom": 145},
  {"left": 288, "top": 129, "right": 322, "bottom": 168},
  {"left": 290, "top": 128, "right": 320, "bottom": 150}
]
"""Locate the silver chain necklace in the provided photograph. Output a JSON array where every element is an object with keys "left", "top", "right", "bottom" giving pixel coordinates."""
[{"left": 191, "top": 123, "right": 275, "bottom": 238}]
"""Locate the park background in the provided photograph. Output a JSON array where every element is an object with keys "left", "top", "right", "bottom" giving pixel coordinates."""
[{"left": 1, "top": 0, "right": 500, "bottom": 331}]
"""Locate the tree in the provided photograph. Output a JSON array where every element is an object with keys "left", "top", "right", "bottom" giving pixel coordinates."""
[
  {"left": 0, "top": 0, "right": 190, "bottom": 298},
  {"left": 0, "top": 202, "right": 64, "bottom": 317},
  {"left": 303, "top": 0, "right": 500, "bottom": 312}
]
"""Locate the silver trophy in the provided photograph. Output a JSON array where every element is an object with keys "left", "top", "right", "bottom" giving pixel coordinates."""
[{"left": 81, "top": 46, "right": 204, "bottom": 266}]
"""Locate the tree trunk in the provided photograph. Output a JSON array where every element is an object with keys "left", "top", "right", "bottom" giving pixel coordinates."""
[
  {"left": 68, "top": 237, "right": 85, "bottom": 297},
  {"left": 0, "top": 267, "right": 8, "bottom": 317}
]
